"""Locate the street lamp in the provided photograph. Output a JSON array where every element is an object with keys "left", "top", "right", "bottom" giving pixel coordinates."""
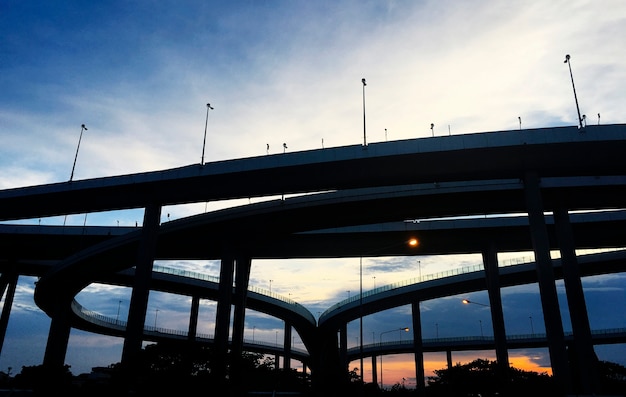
[
  {"left": 70, "top": 124, "right": 88, "bottom": 182},
  {"left": 379, "top": 327, "right": 410, "bottom": 390},
  {"left": 116, "top": 300, "right": 122, "bottom": 324},
  {"left": 362, "top": 78, "right": 367, "bottom": 146},
  {"left": 462, "top": 299, "right": 489, "bottom": 307},
  {"left": 564, "top": 54, "right": 584, "bottom": 129},
  {"left": 154, "top": 309, "right": 159, "bottom": 329},
  {"left": 201, "top": 103, "right": 214, "bottom": 164}
]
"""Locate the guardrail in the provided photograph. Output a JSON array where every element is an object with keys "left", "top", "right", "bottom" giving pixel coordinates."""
[{"left": 321, "top": 248, "right": 625, "bottom": 318}]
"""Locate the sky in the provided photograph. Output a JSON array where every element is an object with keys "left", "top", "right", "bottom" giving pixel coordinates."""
[{"left": 1, "top": 0, "right": 626, "bottom": 388}]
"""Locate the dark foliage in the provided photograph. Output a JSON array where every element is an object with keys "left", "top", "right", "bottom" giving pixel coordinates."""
[{"left": 424, "top": 358, "right": 558, "bottom": 397}]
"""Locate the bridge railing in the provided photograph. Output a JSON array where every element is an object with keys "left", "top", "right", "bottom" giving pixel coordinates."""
[
  {"left": 151, "top": 264, "right": 316, "bottom": 323},
  {"left": 321, "top": 248, "right": 626, "bottom": 318},
  {"left": 72, "top": 300, "right": 310, "bottom": 355}
]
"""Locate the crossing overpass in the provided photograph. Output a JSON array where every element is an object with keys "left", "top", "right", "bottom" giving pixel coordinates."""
[{"left": 0, "top": 123, "right": 625, "bottom": 394}]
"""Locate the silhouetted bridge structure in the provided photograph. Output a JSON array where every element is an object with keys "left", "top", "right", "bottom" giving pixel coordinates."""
[{"left": 1, "top": 124, "right": 625, "bottom": 395}]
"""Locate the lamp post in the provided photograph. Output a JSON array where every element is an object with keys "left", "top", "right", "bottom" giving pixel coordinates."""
[
  {"left": 462, "top": 299, "right": 489, "bottom": 307},
  {"left": 362, "top": 78, "right": 367, "bottom": 146},
  {"left": 359, "top": 257, "right": 364, "bottom": 385},
  {"left": 201, "top": 103, "right": 214, "bottom": 164},
  {"left": 116, "top": 300, "right": 122, "bottom": 324},
  {"left": 154, "top": 309, "right": 159, "bottom": 329},
  {"left": 70, "top": 124, "right": 88, "bottom": 182},
  {"left": 529, "top": 316, "right": 534, "bottom": 335},
  {"left": 564, "top": 54, "right": 583, "bottom": 129},
  {"left": 379, "top": 327, "right": 410, "bottom": 390}
]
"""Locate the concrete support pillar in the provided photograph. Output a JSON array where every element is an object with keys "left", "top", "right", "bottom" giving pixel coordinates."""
[
  {"left": 482, "top": 244, "right": 510, "bottom": 378},
  {"left": 523, "top": 172, "right": 571, "bottom": 394},
  {"left": 554, "top": 207, "right": 599, "bottom": 394},
  {"left": 0, "top": 270, "right": 18, "bottom": 357},
  {"left": 214, "top": 256, "right": 235, "bottom": 382},
  {"left": 283, "top": 322, "right": 292, "bottom": 370},
  {"left": 121, "top": 203, "right": 161, "bottom": 368},
  {"left": 446, "top": 349, "right": 452, "bottom": 369},
  {"left": 411, "top": 301, "right": 426, "bottom": 391},
  {"left": 188, "top": 295, "right": 200, "bottom": 341},
  {"left": 231, "top": 257, "right": 251, "bottom": 358},
  {"left": 42, "top": 294, "right": 72, "bottom": 369},
  {"left": 339, "top": 324, "right": 348, "bottom": 371},
  {"left": 371, "top": 354, "right": 378, "bottom": 387}
]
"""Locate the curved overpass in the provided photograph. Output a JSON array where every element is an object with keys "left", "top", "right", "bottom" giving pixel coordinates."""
[{"left": 0, "top": 124, "right": 625, "bottom": 393}]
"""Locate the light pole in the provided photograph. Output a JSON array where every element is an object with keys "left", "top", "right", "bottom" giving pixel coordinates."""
[
  {"left": 418, "top": 260, "right": 421, "bottom": 281},
  {"left": 529, "top": 316, "right": 534, "bottom": 335},
  {"left": 253, "top": 326, "right": 255, "bottom": 342},
  {"left": 154, "top": 309, "right": 159, "bottom": 329},
  {"left": 479, "top": 319, "right": 483, "bottom": 337},
  {"left": 201, "top": 103, "right": 214, "bottom": 164},
  {"left": 379, "top": 327, "right": 410, "bottom": 390},
  {"left": 269, "top": 279, "right": 273, "bottom": 293},
  {"left": 359, "top": 257, "right": 364, "bottom": 385},
  {"left": 116, "top": 300, "right": 122, "bottom": 324},
  {"left": 462, "top": 299, "right": 489, "bottom": 307},
  {"left": 564, "top": 54, "right": 583, "bottom": 129},
  {"left": 362, "top": 78, "right": 367, "bottom": 146},
  {"left": 70, "top": 124, "right": 88, "bottom": 182}
]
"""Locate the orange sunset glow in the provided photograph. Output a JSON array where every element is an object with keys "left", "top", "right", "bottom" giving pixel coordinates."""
[{"left": 349, "top": 350, "right": 553, "bottom": 388}]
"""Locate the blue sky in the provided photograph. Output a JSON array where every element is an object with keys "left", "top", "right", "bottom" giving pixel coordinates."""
[{"left": 1, "top": 0, "right": 626, "bottom": 386}]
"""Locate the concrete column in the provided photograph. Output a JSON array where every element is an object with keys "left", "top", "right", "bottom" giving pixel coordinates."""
[
  {"left": 446, "top": 349, "right": 452, "bottom": 369},
  {"left": 188, "top": 295, "right": 200, "bottom": 341},
  {"left": 231, "top": 257, "right": 251, "bottom": 358},
  {"left": 411, "top": 301, "right": 426, "bottom": 391},
  {"left": 339, "top": 324, "right": 348, "bottom": 371},
  {"left": 42, "top": 296, "right": 71, "bottom": 369},
  {"left": 482, "top": 244, "right": 510, "bottom": 378},
  {"left": 121, "top": 203, "right": 161, "bottom": 367},
  {"left": 554, "top": 207, "right": 599, "bottom": 394},
  {"left": 371, "top": 354, "right": 378, "bottom": 387},
  {"left": 214, "top": 256, "right": 235, "bottom": 382},
  {"left": 0, "top": 270, "right": 18, "bottom": 356},
  {"left": 283, "top": 322, "right": 292, "bottom": 370},
  {"left": 523, "top": 173, "right": 571, "bottom": 394}
]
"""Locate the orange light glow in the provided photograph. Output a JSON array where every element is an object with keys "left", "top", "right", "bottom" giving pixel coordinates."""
[
  {"left": 351, "top": 352, "right": 553, "bottom": 389},
  {"left": 408, "top": 238, "right": 419, "bottom": 247}
]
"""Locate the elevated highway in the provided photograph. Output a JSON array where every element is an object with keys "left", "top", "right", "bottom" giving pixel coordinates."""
[{"left": 0, "top": 124, "right": 625, "bottom": 394}]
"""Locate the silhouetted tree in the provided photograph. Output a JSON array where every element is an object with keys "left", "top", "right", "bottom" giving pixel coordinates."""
[
  {"left": 425, "top": 358, "right": 557, "bottom": 397},
  {"left": 12, "top": 364, "right": 74, "bottom": 395}
]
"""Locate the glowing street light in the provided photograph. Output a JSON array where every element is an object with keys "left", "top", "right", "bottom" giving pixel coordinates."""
[
  {"left": 462, "top": 299, "right": 489, "bottom": 307},
  {"left": 379, "top": 327, "right": 410, "bottom": 390}
]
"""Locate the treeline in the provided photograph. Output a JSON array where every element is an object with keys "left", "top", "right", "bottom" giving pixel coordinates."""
[{"left": 2, "top": 342, "right": 625, "bottom": 396}]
